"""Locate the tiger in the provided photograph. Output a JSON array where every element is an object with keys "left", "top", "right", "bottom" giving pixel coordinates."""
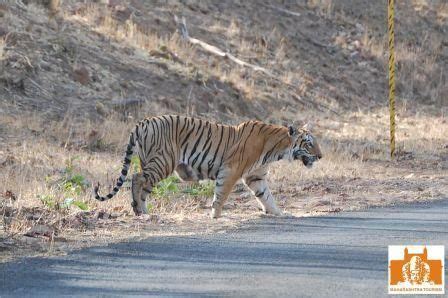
[{"left": 94, "top": 115, "right": 322, "bottom": 218}]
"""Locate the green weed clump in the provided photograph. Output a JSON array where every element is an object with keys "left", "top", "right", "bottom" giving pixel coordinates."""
[
  {"left": 152, "top": 175, "right": 216, "bottom": 199},
  {"left": 39, "top": 157, "right": 90, "bottom": 211},
  {"left": 152, "top": 176, "right": 180, "bottom": 198},
  {"left": 183, "top": 181, "right": 215, "bottom": 197}
]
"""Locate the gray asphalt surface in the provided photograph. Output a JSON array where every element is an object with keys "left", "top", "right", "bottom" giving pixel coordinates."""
[{"left": 1, "top": 200, "right": 447, "bottom": 297}]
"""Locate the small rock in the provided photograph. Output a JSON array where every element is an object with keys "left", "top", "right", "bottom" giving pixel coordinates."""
[
  {"left": 72, "top": 66, "right": 90, "bottom": 85},
  {"left": 110, "top": 212, "right": 122, "bottom": 219},
  {"left": 25, "top": 224, "right": 54, "bottom": 238},
  {"left": 96, "top": 211, "right": 111, "bottom": 219}
]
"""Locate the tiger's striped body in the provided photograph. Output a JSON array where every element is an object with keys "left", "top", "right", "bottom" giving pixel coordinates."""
[{"left": 94, "top": 115, "right": 322, "bottom": 218}]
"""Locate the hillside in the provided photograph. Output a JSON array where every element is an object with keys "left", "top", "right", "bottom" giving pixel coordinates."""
[
  {"left": 0, "top": 0, "right": 447, "bottom": 261},
  {"left": 2, "top": 0, "right": 447, "bottom": 119}
]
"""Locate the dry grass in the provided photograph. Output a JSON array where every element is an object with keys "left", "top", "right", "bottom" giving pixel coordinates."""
[
  {"left": 307, "top": 0, "right": 334, "bottom": 18},
  {"left": 2, "top": 107, "right": 447, "bottom": 261},
  {"left": 64, "top": 3, "right": 266, "bottom": 101},
  {"left": 0, "top": 37, "right": 5, "bottom": 61},
  {"left": 65, "top": 6, "right": 162, "bottom": 53}
]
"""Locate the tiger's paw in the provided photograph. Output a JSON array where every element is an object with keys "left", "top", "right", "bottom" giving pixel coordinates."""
[{"left": 211, "top": 208, "right": 222, "bottom": 219}]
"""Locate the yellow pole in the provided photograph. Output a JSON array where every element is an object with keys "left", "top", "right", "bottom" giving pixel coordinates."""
[{"left": 388, "top": 0, "right": 396, "bottom": 158}]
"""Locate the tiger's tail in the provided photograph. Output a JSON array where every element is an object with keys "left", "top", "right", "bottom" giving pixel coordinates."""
[{"left": 94, "top": 130, "right": 136, "bottom": 201}]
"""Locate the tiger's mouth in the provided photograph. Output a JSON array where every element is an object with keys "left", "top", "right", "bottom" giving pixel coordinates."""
[
  {"left": 301, "top": 155, "right": 315, "bottom": 168},
  {"left": 293, "top": 150, "right": 318, "bottom": 168},
  {"left": 293, "top": 150, "right": 303, "bottom": 160}
]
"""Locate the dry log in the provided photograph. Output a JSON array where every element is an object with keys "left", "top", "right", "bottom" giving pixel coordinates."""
[{"left": 174, "top": 16, "right": 272, "bottom": 76}]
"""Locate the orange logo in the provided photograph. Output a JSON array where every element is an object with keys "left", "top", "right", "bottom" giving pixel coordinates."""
[{"left": 389, "top": 245, "right": 445, "bottom": 294}]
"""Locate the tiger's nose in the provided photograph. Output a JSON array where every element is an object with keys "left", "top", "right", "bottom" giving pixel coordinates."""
[{"left": 317, "top": 153, "right": 323, "bottom": 160}]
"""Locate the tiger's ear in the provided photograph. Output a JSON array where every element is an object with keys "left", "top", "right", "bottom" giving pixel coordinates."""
[{"left": 288, "top": 125, "right": 298, "bottom": 137}]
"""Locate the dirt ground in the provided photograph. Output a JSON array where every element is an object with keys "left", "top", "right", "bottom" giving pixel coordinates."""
[{"left": 1, "top": 0, "right": 447, "bottom": 262}]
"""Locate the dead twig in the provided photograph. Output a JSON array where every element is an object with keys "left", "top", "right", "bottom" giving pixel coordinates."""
[
  {"left": 174, "top": 15, "right": 273, "bottom": 76},
  {"left": 15, "top": 0, "right": 27, "bottom": 10},
  {"left": 263, "top": 4, "right": 301, "bottom": 18},
  {"left": 27, "top": 78, "right": 52, "bottom": 97}
]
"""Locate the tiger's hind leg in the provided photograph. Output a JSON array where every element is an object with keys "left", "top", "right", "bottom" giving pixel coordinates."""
[
  {"left": 131, "top": 173, "right": 148, "bottom": 215},
  {"left": 244, "top": 167, "right": 282, "bottom": 216},
  {"left": 131, "top": 158, "right": 175, "bottom": 216}
]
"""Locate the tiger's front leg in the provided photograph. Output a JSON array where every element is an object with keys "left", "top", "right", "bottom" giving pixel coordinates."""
[
  {"left": 211, "top": 169, "right": 239, "bottom": 219},
  {"left": 244, "top": 169, "right": 282, "bottom": 216}
]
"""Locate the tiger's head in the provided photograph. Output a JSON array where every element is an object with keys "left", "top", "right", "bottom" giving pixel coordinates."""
[{"left": 288, "top": 124, "right": 322, "bottom": 168}]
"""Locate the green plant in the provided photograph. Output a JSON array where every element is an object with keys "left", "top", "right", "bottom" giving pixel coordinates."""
[
  {"left": 152, "top": 175, "right": 180, "bottom": 198},
  {"left": 183, "top": 181, "right": 215, "bottom": 197},
  {"left": 131, "top": 155, "right": 141, "bottom": 173},
  {"left": 38, "top": 194, "right": 56, "bottom": 209},
  {"left": 146, "top": 202, "right": 154, "bottom": 212},
  {"left": 61, "top": 198, "right": 89, "bottom": 210},
  {"left": 59, "top": 158, "right": 90, "bottom": 197},
  {"left": 39, "top": 195, "right": 89, "bottom": 211}
]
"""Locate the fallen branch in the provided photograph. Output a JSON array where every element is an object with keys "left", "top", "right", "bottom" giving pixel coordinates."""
[
  {"left": 263, "top": 4, "right": 301, "bottom": 18},
  {"left": 27, "top": 78, "right": 52, "bottom": 97},
  {"left": 174, "top": 15, "right": 273, "bottom": 76},
  {"left": 173, "top": 15, "right": 339, "bottom": 115}
]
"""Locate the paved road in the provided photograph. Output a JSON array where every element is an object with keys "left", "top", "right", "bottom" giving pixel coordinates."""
[{"left": 1, "top": 200, "right": 447, "bottom": 297}]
